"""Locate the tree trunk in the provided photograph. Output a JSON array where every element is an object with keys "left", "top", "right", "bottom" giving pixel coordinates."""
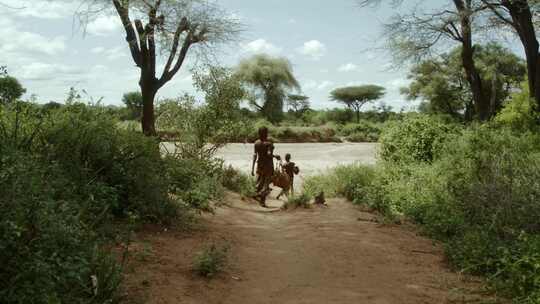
[
  {"left": 454, "top": 0, "right": 490, "bottom": 120},
  {"left": 454, "top": 0, "right": 490, "bottom": 121},
  {"left": 503, "top": 0, "right": 540, "bottom": 111},
  {"left": 140, "top": 80, "right": 157, "bottom": 136},
  {"left": 464, "top": 99, "right": 475, "bottom": 122}
]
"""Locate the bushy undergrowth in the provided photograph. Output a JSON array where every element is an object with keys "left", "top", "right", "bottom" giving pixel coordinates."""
[
  {"left": 193, "top": 243, "right": 229, "bottom": 278},
  {"left": 149, "top": 116, "right": 386, "bottom": 143},
  {"left": 339, "top": 121, "right": 383, "bottom": 142},
  {"left": 309, "top": 114, "right": 540, "bottom": 301},
  {"left": 0, "top": 151, "right": 123, "bottom": 303},
  {"left": 304, "top": 164, "right": 376, "bottom": 202},
  {"left": 165, "top": 154, "right": 224, "bottom": 212},
  {"left": 221, "top": 166, "right": 256, "bottom": 197},
  {"left": 379, "top": 115, "right": 459, "bottom": 163},
  {"left": 0, "top": 102, "right": 225, "bottom": 303},
  {"left": 282, "top": 193, "right": 312, "bottom": 210}
]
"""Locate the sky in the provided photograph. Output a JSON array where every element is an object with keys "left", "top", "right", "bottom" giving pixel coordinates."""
[{"left": 0, "top": 0, "right": 521, "bottom": 111}]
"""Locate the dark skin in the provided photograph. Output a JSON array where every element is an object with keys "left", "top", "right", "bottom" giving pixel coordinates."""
[
  {"left": 251, "top": 130, "right": 280, "bottom": 177},
  {"left": 251, "top": 128, "right": 280, "bottom": 207}
]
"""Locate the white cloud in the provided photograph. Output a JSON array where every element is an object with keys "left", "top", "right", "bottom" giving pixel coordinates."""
[
  {"left": 105, "top": 46, "right": 128, "bottom": 60},
  {"left": 16, "top": 62, "right": 84, "bottom": 81},
  {"left": 304, "top": 80, "right": 335, "bottom": 91},
  {"left": 338, "top": 63, "right": 359, "bottom": 72},
  {"left": 345, "top": 81, "right": 367, "bottom": 87},
  {"left": 296, "top": 40, "right": 327, "bottom": 60},
  {"left": 381, "top": 62, "right": 393, "bottom": 70},
  {"left": 0, "top": 0, "right": 76, "bottom": 19},
  {"left": 0, "top": 18, "right": 66, "bottom": 56},
  {"left": 86, "top": 15, "right": 122, "bottom": 36},
  {"left": 90, "top": 46, "right": 128, "bottom": 60},
  {"left": 387, "top": 78, "right": 409, "bottom": 89},
  {"left": 240, "top": 39, "right": 283, "bottom": 55},
  {"left": 91, "top": 47, "right": 106, "bottom": 54}
]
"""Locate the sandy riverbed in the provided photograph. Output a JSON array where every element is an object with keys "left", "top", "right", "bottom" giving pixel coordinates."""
[{"left": 162, "top": 142, "right": 379, "bottom": 188}]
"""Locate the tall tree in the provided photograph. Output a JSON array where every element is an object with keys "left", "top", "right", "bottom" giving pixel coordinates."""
[
  {"left": 235, "top": 54, "right": 300, "bottom": 123},
  {"left": 78, "top": 0, "right": 241, "bottom": 136},
  {"left": 359, "top": 0, "right": 493, "bottom": 120},
  {"left": 402, "top": 43, "right": 526, "bottom": 120},
  {"left": 122, "top": 91, "right": 143, "bottom": 120},
  {"left": 157, "top": 66, "right": 246, "bottom": 158},
  {"left": 481, "top": 0, "right": 540, "bottom": 113},
  {"left": 0, "top": 75, "right": 26, "bottom": 105},
  {"left": 330, "top": 85, "right": 386, "bottom": 123},
  {"left": 286, "top": 94, "right": 310, "bottom": 117}
]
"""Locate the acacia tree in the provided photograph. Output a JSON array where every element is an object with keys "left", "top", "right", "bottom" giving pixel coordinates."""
[
  {"left": 481, "top": 1, "right": 540, "bottom": 113},
  {"left": 0, "top": 74, "right": 26, "bottom": 105},
  {"left": 403, "top": 43, "right": 526, "bottom": 120},
  {"left": 235, "top": 54, "right": 300, "bottom": 123},
  {"left": 78, "top": 0, "right": 241, "bottom": 135},
  {"left": 122, "top": 91, "right": 143, "bottom": 120},
  {"left": 330, "top": 85, "right": 386, "bottom": 123},
  {"left": 286, "top": 94, "right": 310, "bottom": 117},
  {"left": 359, "top": 0, "right": 494, "bottom": 120},
  {"left": 157, "top": 66, "right": 247, "bottom": 158}
]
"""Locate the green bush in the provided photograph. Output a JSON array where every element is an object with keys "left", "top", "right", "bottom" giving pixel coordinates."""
[
  {"left": 221, "top": 166, "right": 256, "bottom": 197},
  {"left": 0, "top": 146, "right": 122, "bottom": 304},
  {"left": 166, "top": 156, "right": 224, "bottom": 212},
  {"left": 375, "top": 125, "right": 540, "bottom": 300},
  {"left": 312, "top": 119, "right": 540, "bottom": 300},
  {"left": 339, "top": 122, "right": 383, "bottom": 142},
  {"left": 303, "top": 164, "right": 376, "bottom": 203},
  {"left": 495, "top": 82, "right": 538, "bottom": 131},
  {"left": 40, "top": 103, "right": 178, "bottom": 222},
  {"left": 282, "top": 193, "right": 312, "bottom": 210},
  {"left": 0, "top": 102, "right": 215, "bottom": 303},
  {"left": 193, "top": 244, "right": 229, "bottom": 278},
  {"left": 379, "top": 115, "right": 459, "bottom": 163}
]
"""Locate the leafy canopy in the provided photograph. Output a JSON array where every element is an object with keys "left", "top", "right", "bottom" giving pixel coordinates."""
[
  {"left": 122, "top": 91, "right": 143, "bottom": 120},
  {"left": 402, "top": 43, "right": 526, "bottom": 119},
  {"left": 0, "top": 75, "right": 26, "bottom": 105},
  {"left": 330, "top": 85, "right": 385, "bottom": 107},
  {"left": 235, "top": 54, "right": 300, "bottom": 123}
]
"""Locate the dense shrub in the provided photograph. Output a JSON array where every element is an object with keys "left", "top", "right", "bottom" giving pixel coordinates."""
[
  {"left": 0, "top": 102, "right": 220, "bottom": 303},
  {"left": 304, "top": 164, "right": 376, "bottom": 202},
  {"left": 193, "top": 243, "right": 229, "bottom": 278},
  {"left": 39, "top": 103, "right": 178, "bottom": 222},
  {"left": 165, "top": 155, "right": 224, "bottom": 212},
  {"left": 282, "top": 193, "right": 312, "bottom": 210},
  {"left": 319, "top": 121, "right": 540, "bottom": 301},
  {"left": 339, "top": 122, "right": 383, "bottom": 142},
  {"left": 379, "top": 115, "right": 459, "bottom": 163},
  {"left": 0, "top": 155, "right": 123, "bottom": 303},
  {"left": 221, "top": 166, "right": 256, "bottom": 197},
  {"left": 0, "top": 106, "right": 124, "bottom": 303},
  {"left": 495, "top": 83, "right": 538, "bottom": 131},
  {"left": 300, "top": 111, "right": 540, "bottom": 301}
]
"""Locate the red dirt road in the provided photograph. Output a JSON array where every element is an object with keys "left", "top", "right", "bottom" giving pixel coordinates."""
[{"left": 123, "top": 193, "right": 491, "bottom": 304}]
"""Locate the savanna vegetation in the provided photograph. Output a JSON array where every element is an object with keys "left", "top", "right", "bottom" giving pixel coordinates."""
[
  {"left": 299, "top": 1, "right": 540, "bottom": 301},
  {"left": 4, "top": 0, "right": 540, "bottom": 303}
]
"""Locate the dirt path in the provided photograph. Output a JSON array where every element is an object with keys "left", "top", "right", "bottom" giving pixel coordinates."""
[{"left": 123, "top": 193, "right": 489, "bottom": 304}]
